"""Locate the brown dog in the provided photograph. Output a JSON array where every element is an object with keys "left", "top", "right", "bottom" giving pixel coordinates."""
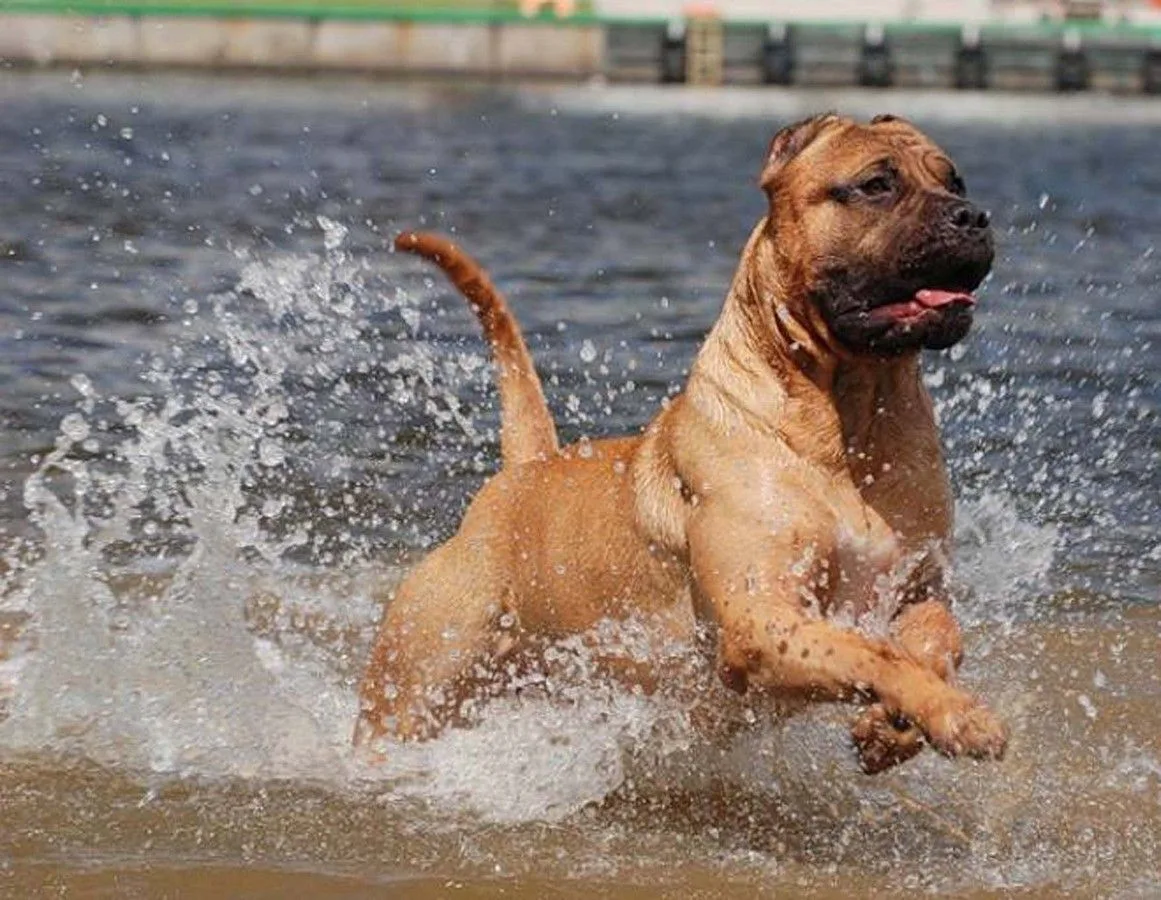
[{"left": 355, "top": 113, "right": 1008, "bottom": 773}]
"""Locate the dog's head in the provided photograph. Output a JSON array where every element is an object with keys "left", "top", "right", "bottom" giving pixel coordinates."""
[{"left": 759, "top": 113, "right": 993, "bottom": 357}]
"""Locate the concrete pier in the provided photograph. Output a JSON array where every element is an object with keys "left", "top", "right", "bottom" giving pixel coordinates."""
[{"left": 0, "top": 14, "right": 604, "bottom": 77}]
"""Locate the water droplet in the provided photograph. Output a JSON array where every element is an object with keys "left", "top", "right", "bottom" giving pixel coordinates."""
[
  {"left": 258, "top": 440, "right": 285, "bottom": 468},
  {"left": 579, "top": 339, "right": 597, "bottom": 363},
  {"left": 69, "top": 373, "right": 94, "bottom": 399},
  {"left": 59, "top": 413, "right": 89, "bottom": 442},
  {"left": 317, "top": 216, "right": 347, "bottom": 251}
]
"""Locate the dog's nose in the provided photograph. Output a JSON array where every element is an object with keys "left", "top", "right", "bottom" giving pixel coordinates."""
[{"left": 949, "top": 201, "right": 990, "bottom": 233}]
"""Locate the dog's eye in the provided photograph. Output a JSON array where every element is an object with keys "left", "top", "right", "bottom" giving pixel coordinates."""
[
  {"left": 948, "top": 172, "right": 967, "bottom": 196},
  {"left": 858, "top": 175, "right": 894, "bottom": 197}
]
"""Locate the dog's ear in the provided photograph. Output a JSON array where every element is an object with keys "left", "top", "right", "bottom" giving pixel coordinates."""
[
  {"left": 759, "top": 113, "right": 840, "bottom": 194},
  {"left": 870, "top": 113, "right": 922, "bottom": 134}
]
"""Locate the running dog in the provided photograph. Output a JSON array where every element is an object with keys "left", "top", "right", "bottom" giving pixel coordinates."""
[{"left": 356, "top": 113, "right": 1008, "bottom": 773}]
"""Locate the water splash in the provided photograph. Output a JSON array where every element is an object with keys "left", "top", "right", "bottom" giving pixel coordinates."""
[
  {"left": 952, "top": 491, "right": 1059, "bottom": 624},
  {"left": 0, "top": 219, "right": 702, "bottom": 820},
  {"left": 0, "top": 219, "right": 443, "bottom": 779}
]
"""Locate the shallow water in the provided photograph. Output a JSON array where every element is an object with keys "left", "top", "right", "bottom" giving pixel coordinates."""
[{"left": 0, "top": 73, "right": 1157, "bottom": 897}]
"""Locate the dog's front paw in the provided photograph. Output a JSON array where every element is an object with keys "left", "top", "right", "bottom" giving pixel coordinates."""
[
  {"left": 852, "top": 703, "right": 925, "bottom": 774},
  {"left": 921, "top": 692, "right": 1008, "bottom": 761}
]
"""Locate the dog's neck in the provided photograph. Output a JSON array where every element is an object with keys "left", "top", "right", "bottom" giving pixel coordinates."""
[{"left": 688, "top": 220, "right": 936, "bottom": 481}]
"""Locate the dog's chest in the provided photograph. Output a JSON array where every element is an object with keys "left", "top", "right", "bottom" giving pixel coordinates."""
[{"left": 803, "top": 514, "right": 913, "bottom": 630}]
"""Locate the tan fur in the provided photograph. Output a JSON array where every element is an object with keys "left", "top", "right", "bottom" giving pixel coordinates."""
[{"left": 356, "top": 116, "right": 1007, "bottom": 770}]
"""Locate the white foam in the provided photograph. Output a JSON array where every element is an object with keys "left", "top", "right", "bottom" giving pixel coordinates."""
[{"left": 953, "top": 491, "right": 1059, "bottom": 623}]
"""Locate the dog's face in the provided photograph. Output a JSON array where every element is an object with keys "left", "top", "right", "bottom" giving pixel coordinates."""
[{"left": 760, "top": 114, "right": 994, "bottom": 357}]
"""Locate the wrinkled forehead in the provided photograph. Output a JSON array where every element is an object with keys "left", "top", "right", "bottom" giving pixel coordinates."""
[{"left": 796, "top": 118, "right": 956, "bottom": 185}]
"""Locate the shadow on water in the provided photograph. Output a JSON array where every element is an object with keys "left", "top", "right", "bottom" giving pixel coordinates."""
[{"left": 0, "top": 72, "right": 1157, "bottom": 896}]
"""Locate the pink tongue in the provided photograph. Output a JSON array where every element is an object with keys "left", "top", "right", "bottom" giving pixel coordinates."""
[{"left": 915, "top": 288, "right": 976, "bottom": 309}]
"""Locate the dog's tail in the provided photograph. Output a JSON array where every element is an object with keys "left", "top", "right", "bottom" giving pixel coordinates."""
[{"left": 394, "top": 231, "right": 559, "bottom": 466}]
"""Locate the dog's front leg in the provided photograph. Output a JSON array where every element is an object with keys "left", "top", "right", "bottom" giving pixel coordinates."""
[{"left": 687, "top": 513, "right": 1006, "bottom": 761}]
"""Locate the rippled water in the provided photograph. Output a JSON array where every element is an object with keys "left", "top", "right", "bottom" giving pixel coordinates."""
[{"left": 0, "top": 72, "right": 1158, "bottom": 897}]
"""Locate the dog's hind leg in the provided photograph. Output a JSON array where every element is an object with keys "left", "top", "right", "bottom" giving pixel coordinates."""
[{"left": 354, "top": 538, "right": 516, "bottom": 749}]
